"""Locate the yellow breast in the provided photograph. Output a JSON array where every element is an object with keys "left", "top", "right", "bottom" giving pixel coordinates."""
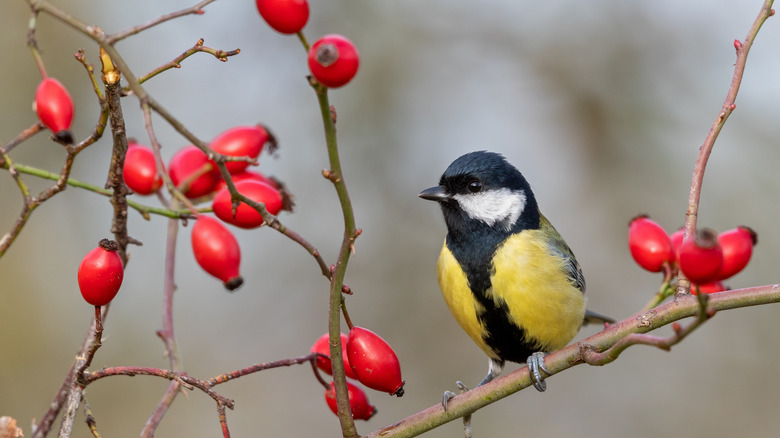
[
  {"left": 489, "top": 231, "right": 586, "bottom": 352},
  {"left": 436, "top": 231, "right": 586, "bottom": 359}
]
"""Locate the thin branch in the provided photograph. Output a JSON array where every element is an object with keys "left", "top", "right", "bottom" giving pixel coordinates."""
[
  {"left": 58, "top": 307, "right": 105, "bottom": 438},
  {"left": 1, "top": 162, "right": 199, "bottom": 219},
  {"left": 2, "top": 122, "right": 45, "bottom": 154},
  {"left": 134, "top": 38, "right": 240, "bottom": 87},
  {"left": 207, "top": 354, "right": 320, "bottom": 387},
  {"left": 679, "top": 0, "right": 775, "bottom": 294},
  {"left": 82, "top": 367, "right": 235, "bottom": 409},
  {"left": 82, "top": 396, "right": 101, "bottom": 438},
  {"left": 141, "top": 200, "right": 184, "bottom": 437},
  {"left": 105, "top": 0, "right": 217, "bottom": 44},
  {"left": 26, "top": 5, "right": 47, "bottom": 79},
  {"left": 140, "top": 382, "right": 180, "bottom": 438},
  {"left": 365, "top": 285, "right": 780, "bottom": 438},
  {"left": 583, "top": 290, "right": 713, "bottom": 365},
  {"left": 309, "top": 80, "right": 359, "bottom": 438}
]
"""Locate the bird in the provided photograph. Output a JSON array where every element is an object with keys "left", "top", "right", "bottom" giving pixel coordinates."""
[{"left": 419, "top": 150, "right": 612, "bottom": 398}]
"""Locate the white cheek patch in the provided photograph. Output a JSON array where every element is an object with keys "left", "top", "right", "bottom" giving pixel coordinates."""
[{"left": 453, "top": 188, "right": 527, "bottom": 230}]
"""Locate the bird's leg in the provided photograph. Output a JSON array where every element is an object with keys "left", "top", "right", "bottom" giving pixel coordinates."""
[
  {"left": 477, "top": 358, "right": 505, "bottom": 386},
  {"left": 527, "top": 352, "right": 551, "bottom": 392}
]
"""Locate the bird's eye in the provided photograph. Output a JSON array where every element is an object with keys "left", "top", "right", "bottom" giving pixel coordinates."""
[{"left": 467, "top": 181, "right": 482, "bottom": 193}]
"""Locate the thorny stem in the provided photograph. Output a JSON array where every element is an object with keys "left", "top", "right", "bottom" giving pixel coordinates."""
[
  {"left": 679, "top": 0, "right": 775, "bottom": 295},
  {"left": 309, "top": 80, "right": 359, "bottom": 437}
]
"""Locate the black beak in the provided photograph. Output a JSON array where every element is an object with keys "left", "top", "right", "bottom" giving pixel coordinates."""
[{"left": 418, "top": 185, "right": 450, "bottom": 202}]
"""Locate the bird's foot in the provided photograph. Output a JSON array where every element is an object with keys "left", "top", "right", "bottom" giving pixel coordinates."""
[
  {"left": 441, "top": 381, "right": 469, "bottom": 411},
  {"left": 527, "top": 351, "right": 551, "bottom": 392}
]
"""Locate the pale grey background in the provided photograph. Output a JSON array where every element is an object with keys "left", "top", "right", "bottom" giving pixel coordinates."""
[{"left": 2, "top": 1, "right": 780, "bottom": 437}]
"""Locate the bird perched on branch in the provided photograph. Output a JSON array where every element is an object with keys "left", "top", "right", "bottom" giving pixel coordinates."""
[{"left": 419, "top": 151, "right": 612, "bottom": 397}]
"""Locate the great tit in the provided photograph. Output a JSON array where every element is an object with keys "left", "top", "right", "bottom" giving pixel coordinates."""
[{"left": 419, "top": 150, "right": 611, "bottom": 394}]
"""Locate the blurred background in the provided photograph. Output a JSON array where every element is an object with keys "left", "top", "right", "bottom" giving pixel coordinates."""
[{"left": 2, "top": 0, "right": 780, "bottom": 436}]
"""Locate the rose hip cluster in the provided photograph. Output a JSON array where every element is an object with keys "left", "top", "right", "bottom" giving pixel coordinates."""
[
  {"left": 255, "top": 0, "right": 360, "bottom": 88},
  {"left": 311, "top": 327, "right": 405, "bottom": 420},
  {"left": 628, "top": 215, "right": 757, "bottom": 294},
  {"left": 123, "top": 124, "right": 288, "bottom": 291}
]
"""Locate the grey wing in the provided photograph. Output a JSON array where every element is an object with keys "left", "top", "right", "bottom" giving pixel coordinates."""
[
  {"left": 539, "top": 214, "right": 586, "bottom": 293},
  {"left": 550, "top": 244, "right": 586, "bottom": 293}
]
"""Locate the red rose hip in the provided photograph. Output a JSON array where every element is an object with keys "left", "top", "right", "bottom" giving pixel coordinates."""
[
  {"left": 215, "top": 170, "right": 278, "bottom": 192},
  {"left": 35, "top": 77, "right": 74, "bottom": 143},
  {"left": 191, "top": 216, "right": 244, "bottom": 291},
  {"left": 78, "top": 239, "right": 124, "bottom": 306},
  {"left": 209, "top": 125, "right": 271, "bottom": 174},
  {"left": 212, "top": 180, "right": 283, "bottom": 229},
  {"left": 256, "top": 0, "right": 309, "bottom": 34},
  {"left": 716, "top": 226, "right": 757, "bottom": 280},
  {"left": 324, "top": 381, "right": 376, "bottom": 421},
  {"left": 310, "top": 333, "right": 359, "bottom": 379},
  {"left": 346, "top": 326, "right": 405, "bottom": 396},
  {"left": 123, "top": 143, "right": 163, "bottom": 195},
  {"left": 628, "top": 215, "right": 674, "bottom": 273},
  {"left": 169, "top": 145, "right": 220, "bottom": 199},
  {"left": 308, "top": 34, "right": 360, "bottom": 88},
  {"left": 678, "top": 228, "right": 723, "bottom": 285}
]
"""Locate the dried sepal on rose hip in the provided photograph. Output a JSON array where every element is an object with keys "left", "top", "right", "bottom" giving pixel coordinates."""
[
  {"left": 628, "top": 215, "right": 674, "bottom": 273},
  {"left": 191, "top": 215, "right": 244, "bottom": 291},
  {"left": 324, "top": 381, "right": 376, "bottom": 421},
  {"left": 35, "top": 77, "right": 74, "bottom": 144},
  {"left": 678, "top": 228, "right": 723, "bottom": 285},
  {"left": 308, "top": 34, "right": 360, "bottom": 88},
  {"left": 346, "top": 326, "right": 405, "bottom": 397},
  {"left": 311, "top": 333, "right": 359, "bottom": 380},
  {"left": 78, "top": 239, "right": 124, "bottom": 306}
]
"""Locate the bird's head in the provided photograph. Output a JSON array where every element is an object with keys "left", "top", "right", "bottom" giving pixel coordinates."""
[{"left": 419, "top": 151, "right": 540, "bottom": 236}]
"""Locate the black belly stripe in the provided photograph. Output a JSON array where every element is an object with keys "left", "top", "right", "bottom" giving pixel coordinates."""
[{"left": 446, "top": 228, "right": 540, "bottom": 363}]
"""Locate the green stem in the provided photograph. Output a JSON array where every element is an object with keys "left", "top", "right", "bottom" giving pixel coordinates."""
[
  {"left": 2, "top": 163, "right": 198, "bottom": 219},
  {"left": 312, "top": 82, "right": 358, "bottom": 438}
]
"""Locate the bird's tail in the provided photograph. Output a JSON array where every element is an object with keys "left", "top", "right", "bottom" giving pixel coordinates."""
[{"left": 583, "top": 309, "right": 615, "bottom": 326}]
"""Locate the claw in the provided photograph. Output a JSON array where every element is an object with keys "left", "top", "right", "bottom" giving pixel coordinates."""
[
  {"left": 441, "top": 390, "right": 456, "bottom": 411},
  {"left": 442, "top": 381, "right": 470, "bottom": 411},
  {"left": 527, "top": 351, "right": 550, "bottom": 392}
]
